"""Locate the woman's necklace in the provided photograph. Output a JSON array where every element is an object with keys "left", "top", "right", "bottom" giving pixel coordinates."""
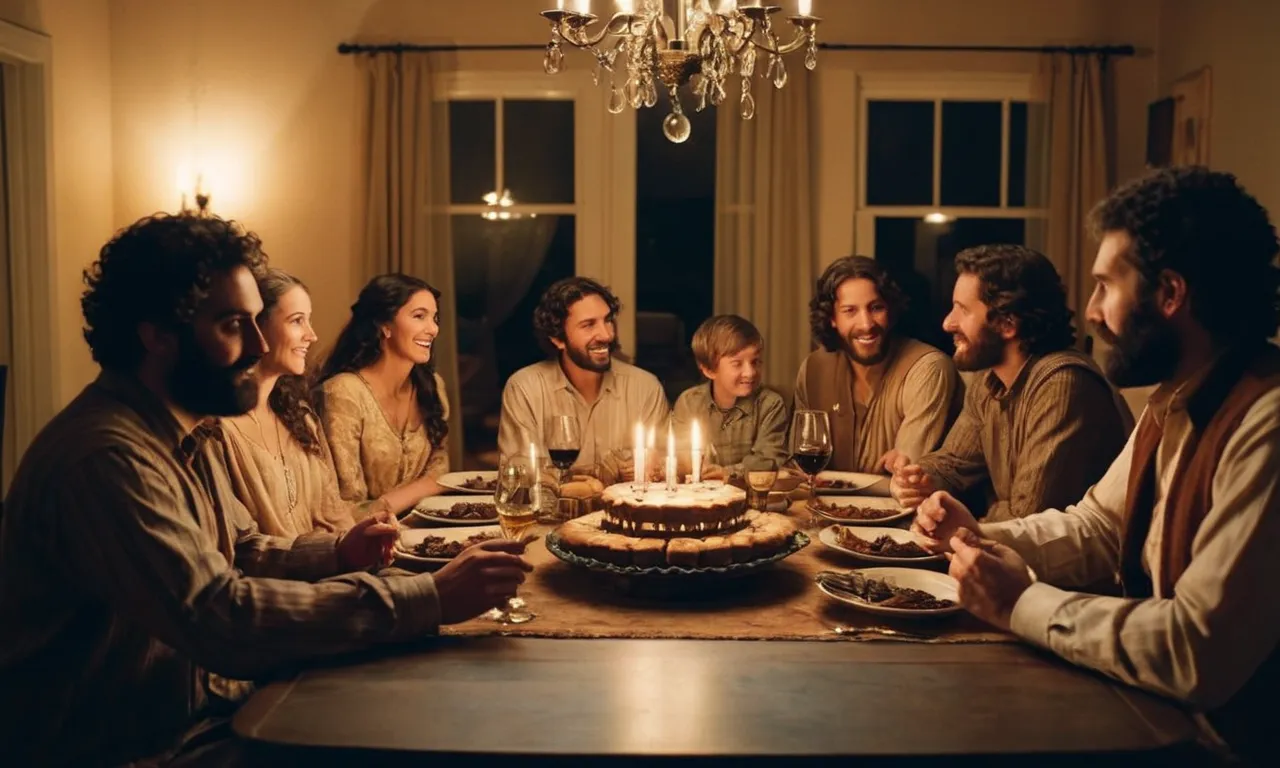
[{"left": 249, "top": 408, "right": 298, "bottom": 511}]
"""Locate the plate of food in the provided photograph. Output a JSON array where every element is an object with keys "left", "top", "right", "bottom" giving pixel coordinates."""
[
  {"left": 395, "top": 525, "right": 503, "bottom": 565},
  {"left": 809, "top": 495, "right": 913, "bottom": 526},
  {"left": 818, "top": 525, "right": 944, "bottom": 564},
  {"left": 816, "top": 567, "right": 961, "bottom": 617},
  {"left": 811, "top": 471, "right": 885, "bottom": 494},
  {"left": 411, "top": 496, "right": 499, "bottom": 525},
  {"left": 437, "top": 471, "right": 498, "bottom": 494}
]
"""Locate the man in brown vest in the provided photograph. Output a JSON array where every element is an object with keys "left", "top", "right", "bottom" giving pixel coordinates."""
[
  {"left": 889, "top": 245, "right": 1133, "bottom": 522},
  {"left": 913, "top": 167, "right": 1280, "bottom": 762},
  {"left": 793, "top": 256, "right": 961, "bottom": 477}
]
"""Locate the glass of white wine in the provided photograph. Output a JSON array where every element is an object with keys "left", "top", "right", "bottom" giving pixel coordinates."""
[
  {"left": 491, "top": 449, "right": 556, "bottom": 624},
  {"left": 743, "top": 456, "right": 779, "bottom": 511}
]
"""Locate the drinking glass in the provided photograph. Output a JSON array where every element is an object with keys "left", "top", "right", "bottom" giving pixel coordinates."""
[
  {"left": 743, "top": 456, "right": 778, "bottom": 510},
  {"left": 790, "top": 410, "right": 833, "bottom": 527},
  {"left": 490, "top": 450, "right": 556, "bottom": 624},
  {"left": 544, "top": 414, "right": 582, "bottom": 482}
]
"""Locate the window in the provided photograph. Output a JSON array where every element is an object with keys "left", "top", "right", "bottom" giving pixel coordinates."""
[{"left": 855, "top": 74, "right": 1048, "bottom": 353}]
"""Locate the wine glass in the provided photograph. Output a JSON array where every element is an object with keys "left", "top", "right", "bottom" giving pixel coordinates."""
[
  {"left": 790, "top": 410, "right": 832, "bottom": 526},
  {"left": 544, "top": 414, "right": 582, "bottom": 482},
  {"left": 743, "top": 456, "right": 778, "bottom": 511},
  {"left": 490, "top": 450, "right": 556, "bottom": 624}
]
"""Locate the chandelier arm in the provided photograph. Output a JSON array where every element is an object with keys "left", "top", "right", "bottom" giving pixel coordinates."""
[
  {"left": 745, "top": 24, "right": 812, "bottom": 56},
  {"left": 558, "top": 13, "right": 637, "bottom": 49},
  {"left": 721, "top": 16, "right": 756, "bottom": 56}
]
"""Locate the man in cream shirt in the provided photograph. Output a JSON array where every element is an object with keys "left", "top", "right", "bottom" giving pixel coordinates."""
[
  {"left": 912, "top": 167, "right": 1280, "bottom": 762},
  {"left": 499, "top": 277, "right": 668, "bottom": 475}
]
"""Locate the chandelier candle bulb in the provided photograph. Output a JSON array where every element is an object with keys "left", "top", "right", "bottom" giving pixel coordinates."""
[{"left": 798, "top": 0, "right": 811, "bottom": 16}]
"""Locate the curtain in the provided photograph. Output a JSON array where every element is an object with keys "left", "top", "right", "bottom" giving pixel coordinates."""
[
  {"left": 482, "top": 217, "right": 557, "bottom": 327},
  {"left": 1041, "top": 52, "right": 1112, "bottom": 349},
  {"left": 354, "top": 52, "right": 462, "bottom": 466},
  {"left": 713, "top": 65, "right": 816, "bottom": 397}
]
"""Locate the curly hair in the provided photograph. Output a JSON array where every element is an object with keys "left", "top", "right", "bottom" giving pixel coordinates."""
[
  {"left": 532, "top": 276, "right": 622, "bottom": 357},
  {"left": 1089, "top": 166, "right": 1280, "bottom": 344},
  {"left": 316, "top": 274, "right": 448, "bottom": 449},
  {"left": 254, "top": 269, "right": 325, "bottom": 456},
  {"left": 81, "top": 213, "right": 268, "bottom": 371},
  {"left": 809, "top": 256, "right": 907, "bottom": 353},
  {"left": 954, "top": 244, "right": 1076, "bottom": 356}
]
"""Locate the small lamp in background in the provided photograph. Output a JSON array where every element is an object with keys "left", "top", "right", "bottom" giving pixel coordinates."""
[{"left": 177, "top": 169, "right": 212, "bottom": 217}]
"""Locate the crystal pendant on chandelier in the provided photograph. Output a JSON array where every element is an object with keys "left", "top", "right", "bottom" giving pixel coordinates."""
[
  {"left": 608, "top": 83, "right": 626, "bottom": 115},
  {"left": 543, "top": 42, "right": 563, "bottom": 75},
  {"left": 805, "top": 40, "right": 818, "bottom": 71},
  {"left": 663, "top": 111, "right": 692, "bottom": 143}
]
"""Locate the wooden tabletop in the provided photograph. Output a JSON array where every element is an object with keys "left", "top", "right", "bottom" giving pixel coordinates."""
[{"left": 233, "top": 636, "right": 1200, "bottom": 763}]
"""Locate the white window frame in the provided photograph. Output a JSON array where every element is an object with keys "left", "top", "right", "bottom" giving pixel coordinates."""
[
  {"left": 435, "top": 70, "right": 636, "bottom": 356},
  {"left": 853, "top": 72, "right": 1048, "bottom": 256}
]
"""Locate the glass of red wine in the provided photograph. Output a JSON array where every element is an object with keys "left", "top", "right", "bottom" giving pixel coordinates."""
[
  {"left": 545, "top": 414, "right": 582, "bottom": 482},
  {"left": 790, "top": 410, "right": 832, "bottom": 528}
]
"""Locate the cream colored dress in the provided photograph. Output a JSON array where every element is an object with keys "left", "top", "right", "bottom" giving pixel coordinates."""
[
  {"left": 217, "top": 413, "right": 358, "bottom": 537},
  {"left": 318, "top": 372, "right": 451, "bottom": 511}
]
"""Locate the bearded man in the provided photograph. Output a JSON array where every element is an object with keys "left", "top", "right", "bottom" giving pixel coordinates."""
[
  {"left": 498, "top": 276, "right": 668, "bottom": 471},
  {"left": 794, "top": 256, "right": 962, "bottom": 474},
  {"left": 890, "top": 244, "right": 1132, "bottom": 522},
  {"left": 911, "top": 165, "right": 1280, "bottom": 765}
]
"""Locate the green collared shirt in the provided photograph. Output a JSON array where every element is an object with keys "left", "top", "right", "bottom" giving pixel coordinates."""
[{"left": 670, "top": 381, "right": 790, "bottom": 472}]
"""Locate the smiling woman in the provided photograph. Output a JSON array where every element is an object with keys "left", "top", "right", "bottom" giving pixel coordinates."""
[{"left": 314, "top": 274, "right": 454, "bottom": 517}]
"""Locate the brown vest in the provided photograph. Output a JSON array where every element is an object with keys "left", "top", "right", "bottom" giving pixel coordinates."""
[
  {"left": 1120, "top": 343, "right": 1280, "bottom": 760},
  {"left": 797, "top": 337, "right": 958, "bottom": 473}
]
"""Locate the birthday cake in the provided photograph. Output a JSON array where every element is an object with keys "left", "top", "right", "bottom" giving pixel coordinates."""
[
  {"left": 599, "top": 481, "right": 748, "bottom": 537},
  {"left": 556, "top": 508, "right": 797, "bottom": 569}
]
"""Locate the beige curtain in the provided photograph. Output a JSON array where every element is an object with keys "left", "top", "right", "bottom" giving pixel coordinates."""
[
  {"left": 354, "top": 52, "right": 461, "bottom": 466},
  {"left": 714, "top": 65, "right": 815, "bottom": 397},
  {"left": 1041, "top": 53, "right": 1112, "bottom": 347}
]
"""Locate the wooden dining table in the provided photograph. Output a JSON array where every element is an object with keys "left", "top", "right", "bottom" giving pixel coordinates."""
[{"left": 233, "top": 490, "right": 1204, "bottom": 763}]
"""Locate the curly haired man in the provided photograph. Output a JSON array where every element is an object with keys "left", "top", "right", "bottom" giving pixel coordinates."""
[
  {"left": 498, "top": 276, "right": 668, "bottom": 472},
  {"left": 890, "top": 244, "right": 1133, "bottom": 522}
]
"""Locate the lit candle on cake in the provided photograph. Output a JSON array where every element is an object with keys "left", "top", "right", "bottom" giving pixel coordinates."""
[
  {"left": 665, "top": 424, "right": 677, "bottom": 492},
  {"left": 633, "top": 422, "right": 645, "bottom": 491},
  {"left": 691, "top": 419, "right": 703, "bottom": 484},
  {"left": 529, "top": 442, "right": 541, "bottom": 510},
  {"left": 647, "top": 426, "right": 656, "bottom": 486}
]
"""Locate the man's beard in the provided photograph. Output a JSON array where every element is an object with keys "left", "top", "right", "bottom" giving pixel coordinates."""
[
  {"left": 168, "top": 331, "right": 262, "bottom": 417},
  {"left": 843, "top": 327, "right": 890, "bottom": 366},
  {"left": 952, "top": 323, "right": 1005, "bottom": 372},
  {"left": 1093, "top": 296, "right": 1180, "bottom": 388},
  {"left": 565, "top": 339, "right": 619, "bottom": 373}
]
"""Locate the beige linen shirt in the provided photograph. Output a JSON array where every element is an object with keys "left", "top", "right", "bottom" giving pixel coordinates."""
[
  {"left": 0, "top": 373, "right": 441, "bottom": 766},
  {"left": 319, "top": 372, "right": 451, "bottom": 509},
  {"left": 984, "top": 382, "right": 1280, "bottom": 711},
  {"left": 498, "top": 359, "right": 669, "bottom": 469},
  {"left": 217, "top": 413, "right": 358, "bottom": 537}
]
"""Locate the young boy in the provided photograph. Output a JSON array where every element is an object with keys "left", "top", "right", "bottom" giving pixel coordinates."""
[{"left": 671, "top": 315, "right": 790, "bottom": 479}]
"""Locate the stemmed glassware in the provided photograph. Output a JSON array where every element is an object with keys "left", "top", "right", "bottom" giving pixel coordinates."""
[
  {"left": 790, "top": 410, "right": 833, "bottom": 528},
  {"left": 544, "top": 415, "right": 582, "bottom": 482},
  {"left": 490, "top": 449, "right": 557, "bottom": 624}
]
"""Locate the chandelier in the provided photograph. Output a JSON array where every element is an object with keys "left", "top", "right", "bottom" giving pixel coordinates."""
[{"left": 539, "top": 1, "right": 821, "bottom": 143}]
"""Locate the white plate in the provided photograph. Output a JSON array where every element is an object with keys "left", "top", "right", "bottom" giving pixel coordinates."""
[
  {"left": 811, "top": 470, "right": 886, "bottom": 494},
  {"left": 817, "top": 566, "right": 963, "bottom": 617},
  {"left": 410, "top": 494, "right": 499, "bottom": 525},
  {"left": 809, "top": 495, "right": 913, "bottom": 527},
  {"left": 395, "top": 524, "right": 501, "bottom": 565},
  {"left": 437, "top": 470, "right": 498, "bottom": 494},
  {"left": 818, "top": 525, "right": 944, "bottom": 564}
]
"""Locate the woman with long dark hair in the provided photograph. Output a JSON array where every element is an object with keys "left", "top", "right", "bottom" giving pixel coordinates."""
[
  {"left": 316, "top": 273, "right": 451, "bottom": 516},
  {"left": 219, "top": 269, "right": 366, "bottom": 535}
]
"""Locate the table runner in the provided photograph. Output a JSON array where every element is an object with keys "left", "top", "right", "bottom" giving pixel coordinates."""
[{"left": 440, "top": 502, "right": 1012, "bottom": 644}]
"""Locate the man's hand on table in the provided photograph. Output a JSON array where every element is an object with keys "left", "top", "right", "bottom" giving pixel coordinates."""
[
  {"left": 433, "top": 539, "right": 534, "bottom": 624},
  {"left": 946, "top": 527, "right": 1033, "bottom": 631},
  {"left": 887, "top": 453, "right": 937, "bottom": 509},
  {"left": 337, "top": 505, "right": 399, "bottom": 571},
  {"left": 910, "top": 491, "right": 980, "bottom": 553}
]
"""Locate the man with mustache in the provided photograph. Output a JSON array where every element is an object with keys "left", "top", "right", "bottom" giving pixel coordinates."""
[
  {"left": 0, "top": 214, "right": 533, "bottom": 765},
  {"left": 794, "top": 256, "right": 962, "bottom": 476},
  {"left": 889, "top": 245, "right": 1132, "bottom": 522},
  {"left": 912, "top": 167, "right": 1280, "bottom": 762},
  {"left": 499, "top": 276, "right": 668, "bottom": 474}
]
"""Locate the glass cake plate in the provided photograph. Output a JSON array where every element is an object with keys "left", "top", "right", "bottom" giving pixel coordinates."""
[{"left": 544, "top": 529, "right": 810, "bottom": 579}]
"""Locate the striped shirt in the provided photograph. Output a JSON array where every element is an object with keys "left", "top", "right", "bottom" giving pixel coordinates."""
[{"left": 0, "top": 373, "right": 440, "bottom": 765}]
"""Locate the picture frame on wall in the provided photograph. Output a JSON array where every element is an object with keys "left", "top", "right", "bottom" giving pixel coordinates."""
[{"left": 1171, "top": 66, "right": 1212, "bottom": 166}]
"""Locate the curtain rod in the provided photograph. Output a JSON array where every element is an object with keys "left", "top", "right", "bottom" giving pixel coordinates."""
[{"left": 337, "top": 42, "right": 1136, "bottom": 56}]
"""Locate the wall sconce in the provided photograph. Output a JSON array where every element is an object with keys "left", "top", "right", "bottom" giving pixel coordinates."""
[{"left": 178, "top": 169, "right": 212, "bottom": 217}]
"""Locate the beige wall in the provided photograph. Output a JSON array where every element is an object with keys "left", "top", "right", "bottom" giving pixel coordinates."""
[{"left": 1157, "top": 0, "right": 1280, "bottom": 216}]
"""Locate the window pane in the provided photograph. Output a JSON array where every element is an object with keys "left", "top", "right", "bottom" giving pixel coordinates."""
[
  {"left": 874, "top": 216, "right": 1027, "bottom": 353},
  {"left": 866, "top": 100, "right": 934, "bottom": 206},
  {"left": 1008, "top": 102, "right": 1028, "bottom": 207},
  {"left": 503, "top": 99, "right": 575, "bottom": 204},
  {"left": 940, "top": 101, "right": 1002, "bottom": 207},
  {"left": 451, "top": 213, "right": 575, "bottom": 466},
  {"left": 449, "top": 101, "right": 496, "bottom": 205}
]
